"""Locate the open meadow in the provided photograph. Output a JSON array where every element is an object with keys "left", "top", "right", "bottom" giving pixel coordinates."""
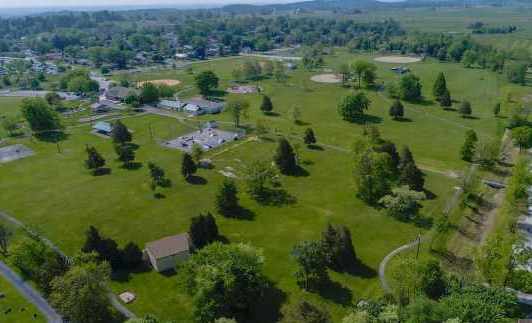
[{"left": 0, "top": 49, "right": 528, "bottom": 321}]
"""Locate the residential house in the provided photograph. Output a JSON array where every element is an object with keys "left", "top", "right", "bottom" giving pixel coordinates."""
[
  {"left": 159, "top": 99, "right": 185, "bottom": 110},
  {"left": 144, "top": 233, "right": 191, "bottom": 273},
  {"left": 105, "top": 86, "right": 131, "bottom": 102},
  {"left": 184, "top": 99, "right": 224, "bottom": 115}
]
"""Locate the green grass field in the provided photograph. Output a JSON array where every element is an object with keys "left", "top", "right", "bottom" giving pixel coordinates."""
[
  {"left": 0, "top": 50, "right": 528, "bottom": 321},
  {"left": 0, "top": 276, "right": 46, "bottom": 323}
]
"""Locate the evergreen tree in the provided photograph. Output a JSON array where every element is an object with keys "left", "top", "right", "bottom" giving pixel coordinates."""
[
  {"left": 399, "top": 74, "right": 423, "bottom": 102},
  {"left": 400, "top": 162, "right": 425, "bottom": 192},
  {"left": 121, "top": 242, "right": 143, "bottom": 269},
  {"left": 439, "top": 89, "right": 452, "bottom": 107},
  {"left": 321, "top": 224, "right": 357, "bottom": 271},
  {"left": 398, "top": 146, "right": 415, "bottom": 171},
  {"left": 461, "top": 129, "right": 478, "bottom": 161},
  {"left": 459, "top": 101, "right": 472, "bottom": 118},
  {"left": 493, "top": 102, "right": 501, "bottom": 117},
  {"left": 85, "top": 146, "right": 106, "bottom": 175},
  {"left": 81, "top": 226, "right": 103, "bottom": 254},
  {"left": 215, "top": 179, "right": 239, "bottom": 216},
  {"left": 148, "top": 162, "right": 169, "bottom": 194},
  {"left": 389, "top": 100, "right": 404, "bottom": 120},
  {"left": 420, "top": 260, "right": 447, "bottom": 300},
  {"left": 189, "top": 213, "right": 219, "bottom": 249},
  {"left": 292, "top": 241, "right": 329, "bottom": 290},
  {"left": 374, "top": 141, "right": 400, "bottom": 176},
  {"left": 355, "top": 151, "right": 393, "bottom": 204},
  {"left": 115, "top": 143, "right": 135, "bottom": 168},
  {"left": 432, "top": 72, "right": 448, "bottom": 100},
  {"left": 274, "top": 138, "right": 298, "bottom": 175},
  {"left": 304, "top": 128, "right": 317, "bottom": 146},
  {"left": 260, "top": 95, "right": 273, "bottom": 114},
  {"left": 111, "top": 120, "right": 132, "bottom": 144},
  {"left": 181, "top": 153, "right": 197, "bottom": 179}
]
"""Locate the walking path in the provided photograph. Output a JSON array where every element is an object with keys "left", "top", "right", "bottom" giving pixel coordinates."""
[
  {"left": 378, "top": 237, "right": 423, "bottom": 293},
  {"left": 0, "top": 261, "right": 62, "bottom": 323},
  {"left": 0, "top": 210, "right": 136, "bottom": 320}
]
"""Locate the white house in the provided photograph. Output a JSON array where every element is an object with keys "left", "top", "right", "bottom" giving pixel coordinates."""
[
  {"left": 159, "top": 99, "right": 185, "bottom": 110},
  {"left": 144, "top": 233, "right": 191, "bottom": 273}
]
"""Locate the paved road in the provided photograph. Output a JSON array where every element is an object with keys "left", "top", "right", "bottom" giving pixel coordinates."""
[{"left": 0, "top": 261, "right": 62, "bottom": 323}]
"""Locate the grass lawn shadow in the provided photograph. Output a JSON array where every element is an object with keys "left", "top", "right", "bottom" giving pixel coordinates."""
[
  {"left": 35, "top": 131, "right": 68, "bottom": 143},
  {"left": 111, "top": 262, "right": 153, "bottom": 282},
  {"left": 223, "top": 206, "right": 256, "bottom": 220},
  {"left": 256, "top": 188, "right": 297, "bottom": 207},
  {"left": 123, "top": 162, "right": 143, "bottom": 170},
  {"left": 393, "top": 117, "right": 412, "bottom": 122},
  {"left": 307, "top": 144, "right": 323, "bottom": 151},
  {"left": 340, "top": 260, "right": 378, "bottom": 279}
]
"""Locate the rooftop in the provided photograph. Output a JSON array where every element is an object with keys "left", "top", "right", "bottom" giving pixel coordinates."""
[{"left": 145, "top": 233, "right": 190, "bottom": 259}]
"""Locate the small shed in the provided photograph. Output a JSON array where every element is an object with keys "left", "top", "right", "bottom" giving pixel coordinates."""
[
  {"left": 93, "top": 121, "right": 113, "bottom": 135},
  {"left": 144, "top": 233, "right": 191, "bottom": 273}
]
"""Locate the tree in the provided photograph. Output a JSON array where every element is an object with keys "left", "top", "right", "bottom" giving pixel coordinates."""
[
  {"left": 189, "top": 213, "right": 219, "bottom": 249},
  {"left": 216, "top": 179, "right": 239, "bottom": 216},
  {"left": 400, "top": 161, "right": 425, "bottom": 191},
  {"left": 351, "top": 60, "right": 377, "bottom": 88},
  {"left": 243, "top": 160, "right": 278, "bottom": 201},
  {"left": 177, "top": 243, "right": 266, "bottom": 323},
  {"left": 191, "top": 143, "right": 204, "bottom": 163},
  {"left": 0, "top": 224, "right": 11, "bottom": 255},
  {"left": 1, "top": 115, "right": 19, "bottom": 137},
  {"left": 273, "top": 61, "right": 287, "bottom": 82},
  {"left": 225, "top": 98, "right": 249, "bottom": 128},
  {"left": 85, "top": 146, "right": 106, "bottom": 175},
  {"left": 493, "top": 102, "right": 501, "bottom": 117},
  {"left": 512, "top": 126, "right": 532, "bottom": 150},
  {"left": 50, "top": 259, "right": 113, "bottom": 323},
  {"left": 140, "top": 83, "right": 159, "bottom": 104},
  {"left": 419, "top": 260, "right": 447, "bottom": 299},
  {"left": 432, "top": 72, "right": 448, "bottom": 100},
  {"left": 148, "top": 162, "right": 169, "bottom": 194},
  {"left": 304, "top": 128, "right": 317, "bottom": 146},
  {"left": 21, "top": 98, "right": 62, "bottom": 134},
  {"left": 81, "top": 226, "right": 122, "bottom": 270},
  {"left": 181, "top": 153, "right": 197, "bottom": 179},
  {"left": 111, "top": 120, "right": 132, "bottom": 144},
  {"left": 379, "top": 186, "right": 426, "bottom": 221},
  {"left": 260, "top": 95, "right": 273, "bottom": 114},
  {"left": 274, "top": 138, "right": 298, "bottom": 175},
  {"left": 439, "top": 89, "right": 452, "bottom": 107},
  {"left": 460, "top": 130, "right": 478, "bottom": 161},
  {"left": 354, "top": 150, "right": 393, "bottom": 204},
  {"left": 115, "top": 143, "right": 135, "bottom": 168},
  {"left": 399, "top": 74, "right": 423, "bottom": 102},
  {"left": 290, "top": 105, "right": 302, "bottom": 124},
  {"left": 338, "top": 63, "right": 351, "bottom": 87},
  {"left": 388, "top": 100, "right": 404, "bottom": 120},
  {"left": 475, "top": 139, "right": 499, "bottom": 169},
  {"left": 338, "top": 92, "right": 371, "bottom": 123},
  {"left": 282, "top": 300, "right": 331, "bottom": 323},
  {"left": 292, "top": 241, "right": 329, "bottom": 290},
  {"left": 263, "top": 60, "right": 274, "bottom": 76},
  {"left": 242, "top": 61, "right": 262, "bottom": 81},
  {"left": 45, "top": 92, "right": 62, "bottom": 106},
  {"left": 321, "top": 224, "right": 357, "bottom": 271},
  {"left": 458, "top": 101, "right": 472, "bottom": 118},
  {"left": 195, "top": 70, "right": 219, "bottom": 96},
  {"left": 505, "top": 62, "right": 527, "bottom": 85},
  {"left": 122, "top": 242, "right": 143, "bottom": 269}
]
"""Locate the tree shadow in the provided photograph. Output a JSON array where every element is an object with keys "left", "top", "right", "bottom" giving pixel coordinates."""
[
  {"left": 186, "top": 175, "right": 207, "bottom": 185},
  {"left": 223, "top": 206, "right": 256, "bottom": 221},
  {"left": 412, "top": 214, "right": 433, "bottom": 229},
  {"left": 341, "top": 260, "right": 378, "bottom": 278},
  {"left": 93, "top": 167, "right": 112, "bottom": 176},
  {"left": 350, "top": 114, "right": 382, "bottom": 125},
  {"left": 35, "top": 131, "right": 68, "bottom": 142},
  {"left": 206, "top": 90, "right": 227, "bottom": 98},
  {"left": 317, "top": 280, "right": 353, "bottom": 306},
  {"left": 413, "top": 98, "right": 434, "bottom": 106},
  {"left": 249, "top": 282, "right": 287, "bottom": 323},
  {"left": 291, "top": 166, "right": 309, "bottom": 177},
  {"left": 111, "top": 262, "right": 153, "bottom": 282},
  {"left": 123, "top": 162, "right": 143, "bottom": 170},
  {"left": 308, "top": 144, "right": 324, "bottom": 151},
  {"left": 394, "top": 117, "right": 412, "bottom": 122},
  {"left": 462, "top": 115, "right": 479, "bottom": 120},
  {"left": 154, "top": 192, "right": 166, "bottom": 199},
  {"left": 294, "top": 120, "right": 311, "bottom": 126},
  {"left": 265, "top": 112, "right": 280, "bottom": 117},
  {"left": 443, "top": 107, "right": 457, "bottom": 112},
  {"left": 125, "top": 142, "right": 140, "bottom": 151},
  {"left": 424, "top": 189, "right": 437, "bottom": 200}
]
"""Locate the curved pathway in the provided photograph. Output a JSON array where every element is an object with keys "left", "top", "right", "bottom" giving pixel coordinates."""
[
  {"left": 0, "top": 261, "right": 62, "bottom": 323},
  {"left": 378, "top": 237, "right": 423, "bottom": 293}
]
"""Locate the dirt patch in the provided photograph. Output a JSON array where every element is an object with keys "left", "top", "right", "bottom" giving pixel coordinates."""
[
  {"left": 137, "top": 79, "right": 182, "bottom": 87},
  {"left": 374, "top": 56, "right": 423, "bottom": 64},
  {"left": 310, "top": 74, "right": 341, "bottom": 84}
]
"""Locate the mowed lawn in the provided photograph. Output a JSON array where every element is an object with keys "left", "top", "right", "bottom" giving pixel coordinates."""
[
  {"left": 0, "top": 51, "right": 523, "bottom": 320},
  {"left": 0, "top": 276, "right": 46, "bottom": 323}
]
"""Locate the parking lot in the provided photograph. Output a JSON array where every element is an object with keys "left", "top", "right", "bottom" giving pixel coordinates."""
[{"left": 161, "top": 128, "right": 241, "bottom": 152}]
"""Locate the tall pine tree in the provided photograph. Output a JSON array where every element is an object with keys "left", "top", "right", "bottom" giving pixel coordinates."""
[
  {"left": 181, "top": 153, "right": 197, "bottom": 179},
  {"left": 274, "top": 138, "right": 297, "bottom": 175},
  {"left": 215, "top": 179, "right": 239, "bottom": 216},
  {"left": 260, "top": 95, "right": 273, "bottom": 114}
]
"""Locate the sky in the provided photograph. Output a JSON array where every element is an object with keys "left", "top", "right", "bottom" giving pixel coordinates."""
[{"left": 0, "top": 0, "right": 298, "bottom": 9}]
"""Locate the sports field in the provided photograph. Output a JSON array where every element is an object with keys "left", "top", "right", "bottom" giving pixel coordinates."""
[{"left": 0, "top": 50, "right": 527, "bottom": 321}]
